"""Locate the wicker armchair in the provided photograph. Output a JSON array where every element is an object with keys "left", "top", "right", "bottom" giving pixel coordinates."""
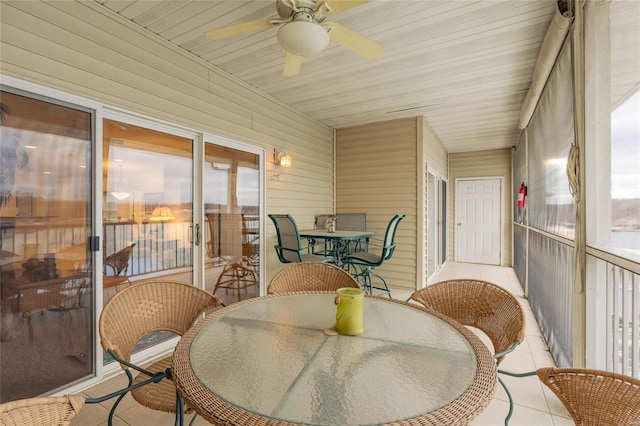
[
  {"left": 103, "top": 243, "right": 136, "bottom": 290},
  {"left": 411, "top": 279, "right": 526, "bottom": 425},
  {"left": 0, "top": 395, "right": 84, "bottom": 426},
  {"left": 267, "top": 261, "right": 360, "bottom": 294},
  {"left": 99, "top": 281, "right": 221, "bottom": 425},
  {"left": 537, "top": 367, "right": 640, "bottom": 426}
]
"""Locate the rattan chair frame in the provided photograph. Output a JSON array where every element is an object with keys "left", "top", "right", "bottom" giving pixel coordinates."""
[
  {"left": 0, "top": 395, "right": 85, "bottom": 426},
  {"left": 267, "top": 262, "right": 360, "bottom": 294},
  {"left": 537, "top": 367, "right": 640, "bottom": 426},
  {"left": 411, "top": 279, "right": 526, "bottom": 425},
  {"left": 99, "top": 281, "right": 221, "bottom": 426}
]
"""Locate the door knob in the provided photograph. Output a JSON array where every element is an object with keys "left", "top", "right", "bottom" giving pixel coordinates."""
[{"left": 457, "top": 223, "right": 462, "bottom": 226}]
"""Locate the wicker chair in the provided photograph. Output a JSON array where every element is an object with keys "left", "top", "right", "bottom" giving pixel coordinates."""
[
  {"left": 0, "top": 395, "right": 84, "bottom": 426},
  {"left": 537, "top": 367, "right": 640, "bottom": 426},
  {"left": 103, "top": 243, "right": 136, "bottom": 290},
  {"left": 410, "top": 279, "right": 526, "bottom": 425},
  {"left": 99, "top": 281, "right": 221, "bottom": 425},
  {"left": 267, "top": 261, "right": 360, "bottom": 294}
]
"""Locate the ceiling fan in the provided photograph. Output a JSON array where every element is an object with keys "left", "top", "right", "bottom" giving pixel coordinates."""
[{"left": 204, "top": 0, "right": 384, "bottom": 76}]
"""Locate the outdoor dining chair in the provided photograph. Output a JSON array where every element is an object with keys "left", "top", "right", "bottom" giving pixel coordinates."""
[
  {"left": 0, "top": 395, "right": 84, "bottom": 426},
  {"left": 342, "top": 214, "right": 405, "bottom": 298},
  {"left": 99, "top": 281, "right": 221, "bottom": 425},
  {"left": 536, "top": 367, "right": 640, "bottom": 426},
  {"left": 336, "top": 212, "right": 367, "bottom": 252},
  {"left": 267, "top": 261, "right": 360, "bottom": 294},
  {"left": 410, "top": 279, "right": 526, "bottom": 425},
  {"left": 268, "top": 214, "right": 332, "bottom": 263},
  {"left": 103, "top": 243, "right": 136, "bottom": 291}
]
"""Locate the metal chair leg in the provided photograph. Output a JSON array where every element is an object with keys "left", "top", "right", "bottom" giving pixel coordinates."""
[{"left": 499, "top": 376, "right": 513, "bottom": 425}]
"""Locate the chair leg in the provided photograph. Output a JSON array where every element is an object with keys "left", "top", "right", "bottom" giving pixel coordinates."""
[
  {"left": 350, "top": 265, "right": 392, "bottom": 298},
  {"left": 107, "top": 371, "right": 134, "bottom": 426},
  {"left": 175, "top": 393, "right": 184, "bottom": 426},
  {"left": 365, "top": 268, "right": 392, "bottom": 298},
  {"left": 499, "top": 376, "right": 514, "bottom": 426}
]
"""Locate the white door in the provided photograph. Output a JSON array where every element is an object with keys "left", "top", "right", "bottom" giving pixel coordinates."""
[{"left": 455, "top": 178, "right": 501, "bottom": 265}]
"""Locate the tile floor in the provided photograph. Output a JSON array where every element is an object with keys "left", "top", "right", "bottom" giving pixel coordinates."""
[{"left": 71, "top": 262, "right": 573, "bottom": 425}]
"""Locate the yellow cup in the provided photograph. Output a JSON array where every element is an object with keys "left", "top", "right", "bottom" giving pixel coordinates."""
[{"left": 335, "top": 287, "right": 365, "bottom": 335}]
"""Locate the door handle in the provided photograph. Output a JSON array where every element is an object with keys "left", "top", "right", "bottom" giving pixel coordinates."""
[
  {"left": 457, "top": 223, "right": 462, "bottom": 226},
  {"left": 189, "top": 224, "right": 201, "bottom": 245}
]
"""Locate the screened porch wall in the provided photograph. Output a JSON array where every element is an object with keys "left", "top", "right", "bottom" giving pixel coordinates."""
[{"left": 0, "top": 1, "right": 335, "bottom": 284}]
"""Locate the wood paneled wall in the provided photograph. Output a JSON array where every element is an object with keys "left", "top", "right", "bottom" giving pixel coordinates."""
[
  {"left": 0, "top": 0, "right": 334, "bottom": 282},
  {"left": 448, "top": 148, "right": 513, "bottom": 266}
]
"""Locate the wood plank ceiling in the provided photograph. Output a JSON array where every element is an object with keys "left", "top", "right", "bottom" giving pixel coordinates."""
[{"left": 94, "top": 0, "right": 559, "bottom": 153}]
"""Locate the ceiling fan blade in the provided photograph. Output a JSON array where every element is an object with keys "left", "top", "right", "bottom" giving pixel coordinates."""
[
  {"left": 324, "top": 21, "right": 383, "bottom": 60},
  {"left": 283, "top": 52, "right": 303, "bottom": 76},
  {"left": 205, "top": 18, "right": 273, "bottom": 40},
  {"left": 319, "top": 0, "right": 373, "bottom": 16}
]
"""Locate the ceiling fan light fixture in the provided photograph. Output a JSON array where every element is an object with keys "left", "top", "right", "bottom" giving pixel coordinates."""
[{"left": 277, "top": 21, "right": 329, "bottom": 56}]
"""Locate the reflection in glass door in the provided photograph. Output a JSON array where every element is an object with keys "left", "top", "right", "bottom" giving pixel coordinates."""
[
  {"left": 0, "top": 89, "right": 93, "bottom": 402},
  {"left": 203, "top": 142, "right": 260, "bottom": 305},
  {"left": 102, "top": 119, "right": 194, "bottom": 356}
]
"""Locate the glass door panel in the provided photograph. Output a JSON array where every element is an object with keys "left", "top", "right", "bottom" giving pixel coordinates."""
[
  {"left": 427, "top": 172, "right": 437, "bottom": 278},
  {"left": 102, "top": 119, "right": 193, "bottom": 355},
  {"left": 440, "top": 180, "right": 448, "bottom": 265},
  {"left": 0, "top": 89, "right": 93, "bottom": 402},
  {"left": 204, "top": 143, "right": 260, "bottom": 305}
]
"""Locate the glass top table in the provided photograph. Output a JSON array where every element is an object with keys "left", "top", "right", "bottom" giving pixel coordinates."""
[
  {"left": 298, "top": 230, "right": 376, "bottom": 265},
  {"left": 172, "top": 292, "right": 497, "bottom": 426}
]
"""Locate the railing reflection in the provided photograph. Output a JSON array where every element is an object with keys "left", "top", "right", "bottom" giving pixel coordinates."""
[
  {"left": 1, "top": 220, "right": 193, "bottom": 278},
  {"left": 104, "top": 221, "right": 192, "bottom": 275}
]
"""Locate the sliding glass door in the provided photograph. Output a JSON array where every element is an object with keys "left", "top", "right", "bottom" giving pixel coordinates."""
[
  {"left": 102, "top": 117, "right": 195, "bottom": 356},
  {"left": 0, "top": 88, "right": 94, "bottom": 402},
  {"left": 1, "top": 84, "right": 264, "bottom": 400},
  {"left": 203, "top": 140, "right": 261, "bottom": 306}
]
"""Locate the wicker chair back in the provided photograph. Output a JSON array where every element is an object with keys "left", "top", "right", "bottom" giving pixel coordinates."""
[
  {"left": 537, "top": 367, "right": 640, "bottom": 426},
  {"left": 411, "top": 279, "right": 525, "bottom": 363},
  {"left": 268, "top": 262, "right": 360, "bottom": 294}
]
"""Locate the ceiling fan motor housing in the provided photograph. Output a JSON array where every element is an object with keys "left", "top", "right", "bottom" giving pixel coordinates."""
[
  {"left": 277, "top": 20, "right": 329, "bottom": 56},
  {"left": 276, "top": 0, "right": 319, "bottom": 19}
]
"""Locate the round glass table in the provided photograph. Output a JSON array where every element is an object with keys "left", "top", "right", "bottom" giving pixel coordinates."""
[{"left": 172, "top": 292, "right": 497, "bottom": 426}]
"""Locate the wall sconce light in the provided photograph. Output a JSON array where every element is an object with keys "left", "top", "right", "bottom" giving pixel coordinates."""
[{"left": 274, "top": 148, "right": 292, "bottom": 167}]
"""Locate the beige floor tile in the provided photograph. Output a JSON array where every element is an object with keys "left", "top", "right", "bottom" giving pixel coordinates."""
[
  {"left": 551, "top": 414, "right": 574, "bottom": 425},
  {"left": 542, "top": 386, "right": 572, "bottom": 418},
  {"left": 115, "top": 403, "right": 180, "bottom": 425}
]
